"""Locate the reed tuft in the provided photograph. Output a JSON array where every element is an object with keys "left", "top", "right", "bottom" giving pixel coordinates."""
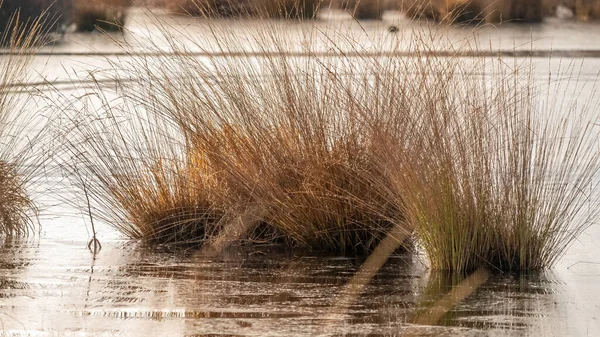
[
  {"left": 0, "top": 7, "right": 52, "bottom": 236},
  {"left": 59, "top": 9, "right": 600, "bottom": 268},
  {"left": 380, "top": 56, "right": 600, "bottom": 271}
]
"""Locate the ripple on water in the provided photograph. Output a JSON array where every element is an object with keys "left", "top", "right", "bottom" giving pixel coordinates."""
[{"left": 0, "top": 237, "right": 598, "bottom": 336}]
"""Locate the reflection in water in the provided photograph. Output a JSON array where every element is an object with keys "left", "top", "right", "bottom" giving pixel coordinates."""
[
  {"left": 412, "top": 268, "right": 490, "bottom": 327},
  {"left": 0, "top": 236, "right": 591, "bottom": 336}
]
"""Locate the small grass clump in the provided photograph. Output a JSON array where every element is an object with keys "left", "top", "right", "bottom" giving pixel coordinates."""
[
  {"left": 0, "top": 10, "right": 52, "bottom": 236},
  {"left": 0, "top": 161, "right": 33, "bottom": 235},
  {"left": 380, "top": 55, "right": 600, "bottom": 271},
  {"left": 58, "top": 96, "right": 230, "bottom": 245}
]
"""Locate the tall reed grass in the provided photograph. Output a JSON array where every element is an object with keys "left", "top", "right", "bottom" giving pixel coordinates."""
[
  {"left": 59, "top": 9, "right": 600, "bottom": 269},
  {"left": 379, "top": 55, "right": 600, "bottom": 271},
  {"left": 58, "top": 16, "right": 418, "bottom": 251}
]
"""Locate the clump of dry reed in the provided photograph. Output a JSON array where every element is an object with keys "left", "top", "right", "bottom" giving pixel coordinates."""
[
  {"left": 59, "top": 16, "right": 416, "bottom": 251},
  {"left": 61, "top": 9, "right": 599, "bottom": 266},
  {"left": 72, "top": 0, "right": 132, "bottom": 32},
  {"left": 0, "top": 9, "right": 52, "bottom": 236},
  {"left": 58, "top": 92, "right": 230, "bottom": 245},
  {"left": 380, "top": 55, "right": 600, "bottom": 271}
]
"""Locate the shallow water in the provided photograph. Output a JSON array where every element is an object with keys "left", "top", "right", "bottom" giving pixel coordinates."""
[
  {"left": 1, "top": 224, "right": 599, "bottom": 336},
  {"left": 1, "top": 7, "right": 600, "bottom": 336}
]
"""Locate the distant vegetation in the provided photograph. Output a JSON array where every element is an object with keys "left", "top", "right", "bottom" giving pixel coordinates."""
[
  {"left": 1, "top": 0, "right": 599, "bottom": 39},
  {"left": 159, "top": 0, "right": 600, "bottom": 21},
  {"left": 0, "top": 0, "right": 132, "bottom": 36},
  {"left": 0, "top": 0, "right": 72, "bottom": 44},
  {"left": 73, "top": 0, "right": 133, "bottom": 31},
  {"left": 161, "top": 0, "right": 322, "bottom": 18}
]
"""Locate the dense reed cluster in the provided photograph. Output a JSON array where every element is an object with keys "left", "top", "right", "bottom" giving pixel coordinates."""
[
  {"left": 379, "top": 56, "right": 600, "bottom": 271},
  {"left": 0, "top": 0, "right": 596, "bottom": 273},
  {"left": 59, "top": 34, "right": 410, "bottom": 252},
  {"left": 53, "top": 9, "right": 600, "bottom": 272}
]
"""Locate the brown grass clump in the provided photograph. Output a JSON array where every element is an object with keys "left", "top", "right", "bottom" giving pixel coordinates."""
[
  {"left": 72, "top": 0, "right": 132, "bottom": 32},
  {"left": 0, "top": 9, "right": 52, "bottom": 236},
  {"left": 0, "top": 161, "right": 33, "bottom": 235},
  {"left": 59, "top": 17, "right": 415, "bottom": 251},
  {"left": 60, "top": 10, "right": 600, "bottom": 267},
  {"left": 149, "top": 32, "right": 417, "bottom": 251},
  {"left": 58, "top": 95, "right": 230, "bottom": 245},
  {"left": 200, "top": 115, "right": 403, "bottom": 252}
]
